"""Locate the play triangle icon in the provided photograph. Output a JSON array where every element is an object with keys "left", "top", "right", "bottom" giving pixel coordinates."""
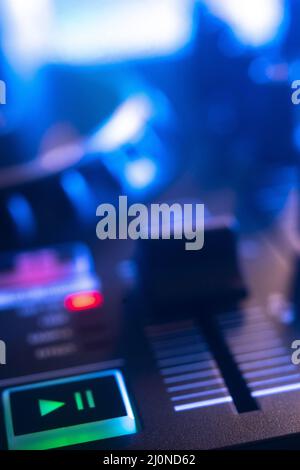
[{"left": 39, "top": 399, "right": 66, "bottom": 416}]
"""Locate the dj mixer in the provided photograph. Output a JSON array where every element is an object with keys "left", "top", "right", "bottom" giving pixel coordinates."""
[
  {"left": 0, "top": 188, "right": 299, "bottom": 450},
  {"left": 1, "top": 0, "right": 300, "bottom": 454}
]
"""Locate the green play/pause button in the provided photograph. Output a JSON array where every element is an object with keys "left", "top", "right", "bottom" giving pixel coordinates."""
[
  {"left": 39, "top": 399, "right": 66, "bottom": 417},
  {"left": 3, "top": 370, "right": 137, "bottom": 449}
]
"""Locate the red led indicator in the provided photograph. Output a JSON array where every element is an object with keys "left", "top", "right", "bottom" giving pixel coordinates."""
[{"left": 64, "top": 291, "right": 104, "bottom": 312}]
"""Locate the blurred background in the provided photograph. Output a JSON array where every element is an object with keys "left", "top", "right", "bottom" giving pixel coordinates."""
[
  {"left": 0, "top": 0, "right": 299, "bottom": 250},
  {"left": 2, "top": 1, "right": 300, "bottom": 451}
]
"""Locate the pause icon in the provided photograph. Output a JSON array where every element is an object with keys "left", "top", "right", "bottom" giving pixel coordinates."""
[{"left": 74, "top": 390, "right": 96, "bottom": 411}]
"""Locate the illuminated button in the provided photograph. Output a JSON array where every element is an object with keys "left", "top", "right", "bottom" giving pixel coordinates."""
[
  {"left": 64, "top": 290, "right": 104, "bottom": 312},
  {"left": 2, "top": 370, "right": 137, "bottom": 450}
]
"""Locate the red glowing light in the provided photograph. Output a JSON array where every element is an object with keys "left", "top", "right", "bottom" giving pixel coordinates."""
[{"left": 64, "top": 291, "right": 104, "bottom": 312}]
